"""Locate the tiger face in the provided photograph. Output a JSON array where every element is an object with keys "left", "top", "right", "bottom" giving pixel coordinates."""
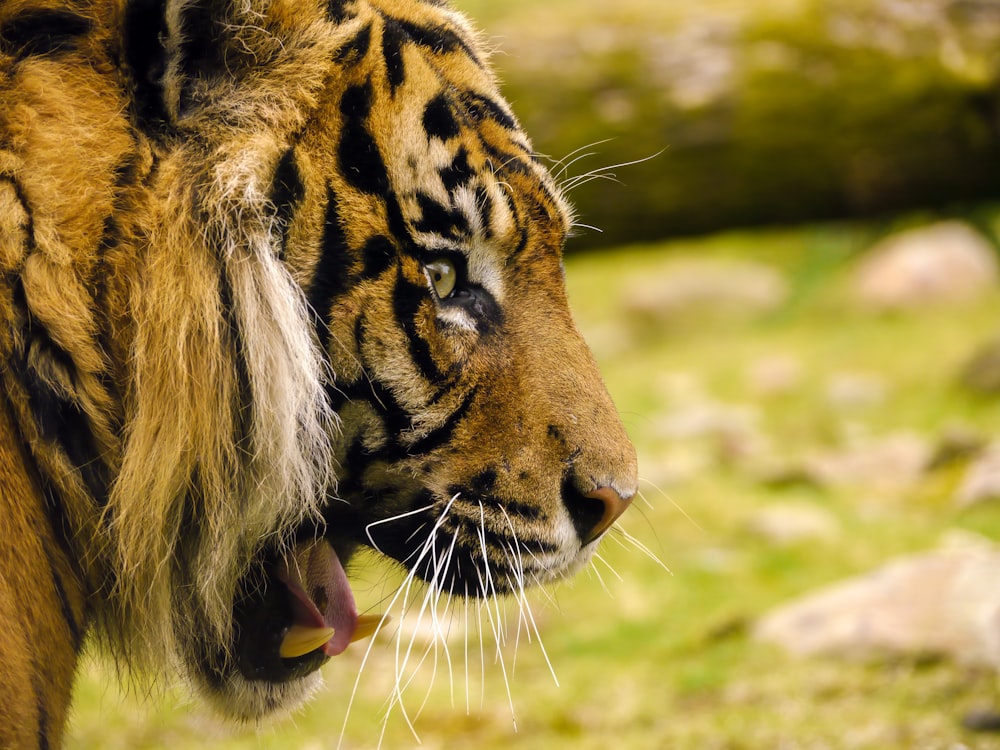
[
  {"left": 0, "top": 0, "right": 636, "bottom": 736},
  {"left": 219, "top": 0, "right": 636, "bottom": 712}
]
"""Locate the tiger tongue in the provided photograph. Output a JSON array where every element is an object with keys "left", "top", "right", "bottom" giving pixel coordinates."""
[{"left": 276, "top": 539, "right": 357, "bottom": 658}]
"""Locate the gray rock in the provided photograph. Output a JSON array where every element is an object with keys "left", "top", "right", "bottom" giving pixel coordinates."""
[
  {"left": 956, "top": 441, "right": 1000, "bottom": 508},
  {"left": 745, "top": 354, "right": 803, "bottom": 397},
  {"left": 960, "top": 337, "right": 1000, "bottom": 395},
  {"left": 805, "top": 432, "right": 931, "bottom": 490},
  {"left": 825, "top": 371, "right": 887, "bottom": 409},
  {"left": 851, "top": 221, "right": 999, "bottom": 310},
  {"left": 745, "top": 503, "right": 840, "bottom": 545},
  {"left": 755, "top": 535, "right": 1000, "bottom": 668},
  {"left": 624, "top": 259, "right": 789, "bottom": 325}
]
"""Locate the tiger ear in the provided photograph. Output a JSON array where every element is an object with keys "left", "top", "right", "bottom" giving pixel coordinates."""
[{"left": 124, "top": 0, "right": 328, "bottom": 130}]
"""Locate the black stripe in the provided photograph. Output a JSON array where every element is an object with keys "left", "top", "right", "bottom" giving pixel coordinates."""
[
  {"left": 506, "top": 198, "right": 531, "bottom": 262},
  {"left": 342, "top": 433, "right": 373, "bottom": 484},
  {"left": 360, "top": 234, "right": 396, "bottom": 278},
  {"left": 480, "top": 141, "right": 531, "bottom": 177},
  {"left": 308, "top": 185, "right": 354, "bottom": 350},
  {"left": 439, "top": 148, "right": 473, "bottom": 194},
  {"left": 474, "top": 184, "right": 494, "bottom": 238},
  {"left": 326, "top": 0, "right": 356, "bottom": 23},
  {"left": 43, "top": 545, "right": 82, "bottom": 651},
  {"left": 413, "top": 192, "right": 468, "bottom": 238},
  {"left": 358, "top": 375, "right": 412, "bottom": 440},
  {"left": 33, "top": 472, "right": 78, "bottom": 578},
  {"left": 392, "top": 270, "right": 444, "bottom": 383},
  {"left": 334, "top": 22, "right": 371, "bottom": 64},
  {"left": 175, "top": 0, "right": 226, "bottom": 81},
  {"left": 0, "top": 174, "right": 35, "bottom": 253},
  {"left": 461, "top": 92, "right": 517, "bottom": 130},
  {"left": 0, "top": 8, "right": 92, "bottom": 59},
  {"left": 383, "top": 191, "right": 412, "bottom": 251},
  {"left": 338, "top": 81, "right": 391, "bottom": 196},
  {"left": 122, "top": 0, "right": 169, "bottom": 130},
  {"left": 32, "top": 666, "right": 50, "bottom": 750},
  {"left": 503, "top": 499, "right": 545, "bottom": 521},
  {"left": 380, "top": 18, "right": 406, "bottom": 94},
  {"left": 18, "top": 324, "right": 110, "bottom": 503},
  {"left": 270, "top": 148, "right": 305, "bottom": 261},
  {"left": 423, "top": 94, "right": 460, "bottom": 141},
  {"left": 217, "top": 269, "right": 254, "bottom": 457},
  {"left": 516, "top": 537, "right": 559, "bottom": 555},
  {"left": 383, "top": 14, "right": 478, "bottom": 63},
  {"left": 469, "top": 469, "right": 496, "bottom": 494},
  {"left": 112, "top": 153, "right": 143, "bottom": 188},
  {"left": 407, "top": 385, "right": 477, "bottom": 456}
]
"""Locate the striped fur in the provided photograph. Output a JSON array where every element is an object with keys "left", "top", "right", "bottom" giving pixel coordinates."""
[{"left": 0, "top": 0, "right": 637, "bottom": 745}]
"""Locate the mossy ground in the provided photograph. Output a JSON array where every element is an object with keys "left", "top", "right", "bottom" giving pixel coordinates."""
[{"left": 68, "top": 215, "right": 1000, "bottom": 749}]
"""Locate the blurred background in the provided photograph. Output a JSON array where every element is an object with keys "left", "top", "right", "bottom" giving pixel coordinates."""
[{"left": 70, "top": 1, "right": 1000, "bottom": 747}]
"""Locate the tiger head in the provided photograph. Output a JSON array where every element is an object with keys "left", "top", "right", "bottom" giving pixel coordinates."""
[
  {"left": 210, "top": 0, "right": 637, "bottom": 714},
  {"left": 0, "top": 0, "right": 636, "bottom": 728}
]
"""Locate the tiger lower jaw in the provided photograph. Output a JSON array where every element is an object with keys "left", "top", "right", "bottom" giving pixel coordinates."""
[
  {"left": 193, "top": 536, "right": 382, "bottom": 719},
  {"left": 196, "top": 496, "right": 593, "bottom": 718}
]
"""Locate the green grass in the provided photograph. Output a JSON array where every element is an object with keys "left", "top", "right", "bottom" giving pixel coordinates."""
[{"left": 68, "top": 220, "right": 1000, "bottom": 749}]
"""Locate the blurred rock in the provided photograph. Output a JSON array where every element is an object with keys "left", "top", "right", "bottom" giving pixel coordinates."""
[
  {"left": 851, "top": 221, "right": 999, "bottom": 311},
  {"left": 825, "top": 371, "right": 887, "bottom": 409},
  {"left": 746, "top": 354, "right": 803, "bottom": 397},
  {"left": 805, "top": 432, "right": 931, "bottom": 490},
  {"left": 755, "top": 535, "right": 1000, "bottom": 668},
  {"left": 745, "top": 502, "right": 840, "bottom": 545},
  {"left": 956, "top": 441, "right": 1000, "bottom": 507},
  {"left": 926, "top": 424, "right": 987, "bottom": 470},
  {"left": 624, "top": 259, "right": 789, "bottom": 326},
  {"left": 654, "top": 399, "right": 770, "bottom": 467},
  {"left": 960, "top": 337, "right": 1000, "bottom": 395},
  {"left": 655, "top": 400, "right": 759, "bottom": 441},
  {"left": 637, "top": 446, "right": 711, "bottom": 488}
]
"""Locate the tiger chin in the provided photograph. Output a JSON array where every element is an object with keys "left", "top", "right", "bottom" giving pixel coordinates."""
[{"left": 0, "top": 0, "right": 637, "bottom": 745}]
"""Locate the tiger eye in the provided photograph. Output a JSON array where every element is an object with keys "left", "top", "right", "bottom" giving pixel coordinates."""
[{"left": 425, "top": 259, "right": 457, "bottom": 299}]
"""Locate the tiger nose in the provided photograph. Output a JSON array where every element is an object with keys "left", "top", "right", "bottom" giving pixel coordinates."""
[{"left": 567, "top": 485, "right": 634, "bottom": 546}]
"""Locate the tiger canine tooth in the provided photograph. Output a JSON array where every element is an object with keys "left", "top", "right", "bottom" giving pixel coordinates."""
[
  {"left": 279, "top": 625, "right": 336, "bottom": 659},
  {"left": 351, "top": 614, "right": 387, "bottom": 642}
]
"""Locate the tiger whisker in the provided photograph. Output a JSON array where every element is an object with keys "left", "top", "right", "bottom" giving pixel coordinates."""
[
  {"left": 551, "top": 150, "right": 602, "bottom": 180},
  {"left": 494, "top": 506, "right": 568, "bottom": 689},
  {"left": 384, "top": 537, "right": 436, "bottom": 741},
  {"left": 495, "top": 506, "right": 529, "bottom": 665},
  {"left": 608, "top": 525, "right": 673, "bottom": 575},
  {"left": 364, "top": 503, "right": 436, "bottom": 550},
  {"left": 351, "top": 496, "right": 462, "bottom": 749},
  {"left": 569, "top": 221, "right": 604, "bottom": 234},
  {"left": 587, "top": 555, "right": 614, "bottom": 597},
  {"left": 593, "top": 550, "right": 624, "bottom": 583},
  {"left": 403, "top": 520, "right": 432, "bottom": 547},
  {"left": 541, "top": 138, "right": 615, "bottom": 177},
  {"left": 474, "top": 504, "right": 517, "bottom": 730},
  {"left": 428, "top": 530, "right": 461, "bottom": 708},
  {"left": 514, "top": 567, "right": 559, "bottom": 688},
  {"left": 559, "top": 150, "right": 664, "bottom": 193},
  {"left": 476, "top": 592, "right": 486, "bottom": 711},
  {"left": 388, "top": 496, "right": 462, "bottom": 736},
  {"left": 561, "top": 171, "right": 625, "bottom": 193},
  {"left": 463, "top": 586, "right": 471, "bottom": 715},
  {"left": 638, "top": 475, "right": 700, "bottom": 530}
]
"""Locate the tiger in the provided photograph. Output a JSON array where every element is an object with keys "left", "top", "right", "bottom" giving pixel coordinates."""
[{"left": 0, "top": 0, "right": 638, "bottom": 745}]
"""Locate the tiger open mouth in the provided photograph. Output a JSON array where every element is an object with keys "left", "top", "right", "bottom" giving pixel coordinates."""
[{"left": 232, "top": 538, "right": 381, "bottom": 684}]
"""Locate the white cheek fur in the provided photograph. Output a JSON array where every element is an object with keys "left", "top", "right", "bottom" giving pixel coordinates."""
[{"left": 436, "top": 305, "right": 477, "bottom": 331}]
